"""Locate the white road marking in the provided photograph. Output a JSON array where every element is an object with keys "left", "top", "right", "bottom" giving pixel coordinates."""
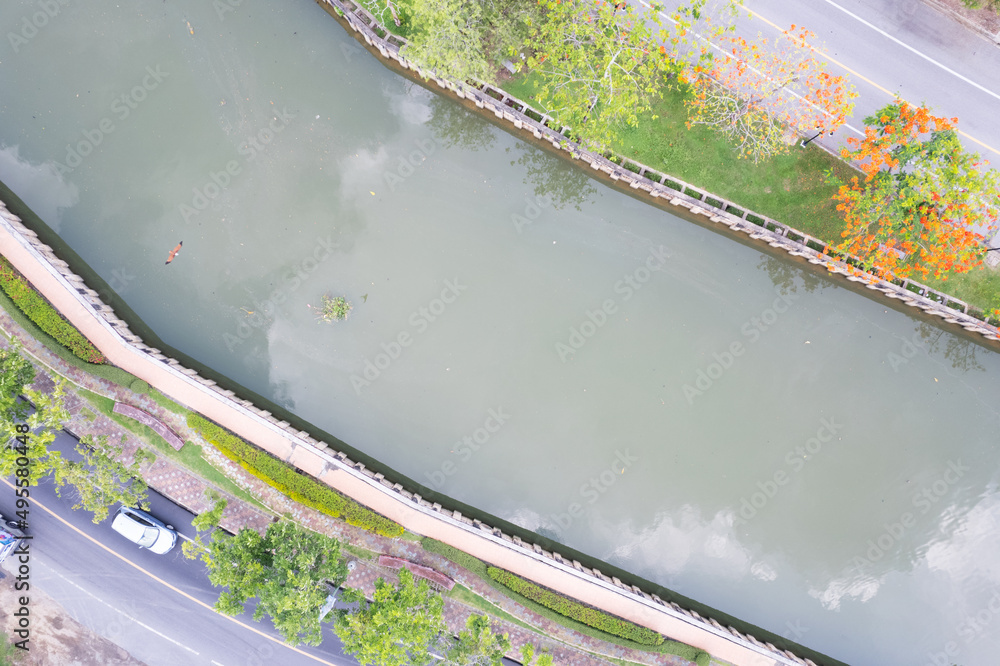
[
  {"left": 38, "top": 562, "right": 200, "bottom": 656},
  {"left": 817, "top": 0, "right": 1000, "bottom": 103},
  {"left": 634, "top": 0, "right": 865, "bottom": 135}
]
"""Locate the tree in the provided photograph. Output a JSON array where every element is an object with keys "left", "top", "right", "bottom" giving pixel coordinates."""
[
  {"left": 523, "top": 0, "right": 741, "bottom": 148},
  {"left": 335, "top": 567, "right": 446, "bottom": 666},
  {"left": 206, "top": 520, "right": 348, "bottom": 646},
  {"left": 833, "top": 100, "right": 1000, "bottom": 280},
  {"left": 0, "top": 630, "right": 23, "bottom": 666},
  {"left": 52, "top": 435, "right": 150, "bottom": 523},
  {"left": 524, "top": 0, "right": 676, "bottom": 148},
  {"left": 0, "top": 378, "right": 69, "bottom": 486},
  {"left": 684, "top": 25, "right": 857, "bottom": 162},
  {"left": 0, "top": 343, "right": 34, "bottom": 427},
  {"left": 443, "top": 614, "right": 510, "bottom": 666},
  {"left": 183, "top": 489, "right": 228, "bottom": 562},
  {"left": 404, "top": 0, "right": 539, "bottom": 85}
]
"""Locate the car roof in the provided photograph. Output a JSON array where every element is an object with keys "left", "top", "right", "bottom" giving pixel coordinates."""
[{"left": 111, "top": 510, "right": 150, "bottom": 543}]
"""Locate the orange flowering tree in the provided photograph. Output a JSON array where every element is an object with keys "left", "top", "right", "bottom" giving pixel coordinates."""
[
  {"left": 684, "top": 25, "right": 857, "bottom": 162},
  {"left": 834, "top": 100, "right": 1000, "bottom": 280},
  {"left": 526, "top": 0, "right": 740, "bottom": 148}
]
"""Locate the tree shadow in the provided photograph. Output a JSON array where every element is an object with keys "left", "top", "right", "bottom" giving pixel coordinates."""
[
  {"left": 426, "top": 96, "right": 498, "bottom": 154},
  {"left": 914, "top": 322, "right": 987, "bottom": 374},
  {"left": 756, "top": 255, "right": 823, "bottom": 297},
  {"left": 508, "top": 142, "right": 598, "bottom": 212}
]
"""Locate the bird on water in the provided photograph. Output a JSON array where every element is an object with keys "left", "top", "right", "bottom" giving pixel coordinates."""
[{"left": 165, "top": 241, "right": 183, "bottom": 265}]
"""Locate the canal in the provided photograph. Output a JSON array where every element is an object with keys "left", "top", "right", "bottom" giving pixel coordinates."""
[{"left": 2, "top": 1, "right": 999, "bottom": 664}]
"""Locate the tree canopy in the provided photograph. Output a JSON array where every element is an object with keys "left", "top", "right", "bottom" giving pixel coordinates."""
[
  {"left": 207, "top": 520, "right": 349, "bottom": 646},
  {"left": 0, "top": 342, "right": 34, "bottom": 426},
  {"left": 444, "top": 614, "right": 510, "bottom": 666},
  {"left": 404, "top": 0, "right": 539, "bottom": 85},
  {"left": 52, "top": 434, "right": 151, "bottom": 524},
  {"left": 685, "top": 25, "right": 857, "bottom": 162},
  {"left": 335, "top": 567, "right": 446, "bottom": 666},
  {"left": 0, "top": 377, "right": 70, "bottom": 486},
  {"left": 524, "top": 0, "right": 677, "bottom": 147},
  {"left": 834, "top": 100, "right": 1000, "bottom": 280}
]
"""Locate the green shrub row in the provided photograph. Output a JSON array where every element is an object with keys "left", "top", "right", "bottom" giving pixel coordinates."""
[
  {"left": 424, "top": 540, "right": 708, "bottom": 663},
  {"left": 0, "top": 257, "right": 106, "bottom": 364},
  {"left": 187, "top": 413, "right": 403, "bottom": 537},
  {"left": 487, "top": 566, "right": 665, "bottom": 646},
  {"left": 422, "top": 538, "right": 489, "bottom": 577}
]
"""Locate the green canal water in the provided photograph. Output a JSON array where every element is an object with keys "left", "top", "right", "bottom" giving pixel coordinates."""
[{"left": 2, "top": 1, "right": 1000, "bottom": 664}]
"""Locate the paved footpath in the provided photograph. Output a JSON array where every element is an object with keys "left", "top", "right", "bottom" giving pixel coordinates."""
[{"left": 0, "top": 287, "right": 703, "bottom": 666}]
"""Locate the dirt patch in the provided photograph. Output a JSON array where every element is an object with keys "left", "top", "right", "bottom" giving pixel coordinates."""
[
  {"left": 0, "top": 570, "right": 144, "bottom": 666},
  {"left": 922, "top": 0, "right": 1000, "bottom": 38}
]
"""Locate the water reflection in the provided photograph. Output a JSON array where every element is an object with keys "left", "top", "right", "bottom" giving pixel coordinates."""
[
  {"left": 912, "top": 321, "right": 987, "bottom": 374},
  {"left": 757, "top": 254, "right": 823, "bottom": 297},
  {"left": 508, "top": 142, "right": 599, "bottom": 211},
  {"left": 426, "top": 95, "right": 497, "bottom": 153},
  {"left": 0, "top": 146, "right": 78, "bottom": 231}
]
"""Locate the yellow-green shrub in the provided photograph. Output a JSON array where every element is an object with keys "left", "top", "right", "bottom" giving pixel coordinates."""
[{"left": 187, "top": 413, "right": 402, "bottom": 537}]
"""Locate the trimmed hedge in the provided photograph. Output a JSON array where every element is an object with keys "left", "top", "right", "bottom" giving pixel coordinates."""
[
  {"left": 423, "top": 538, "right": 489, "bottom": 577},
  {"left": 187, "top": 413, "right": 403, "bottom": 537},
  {"left": 423, "top": 541, "right": 709, "bottom": 664},
  {"left": 0, "top": 257, "right": 106, "bottom": 364},
  {"left": 487, "top": 566, "right": 665, "bottom": 646}
]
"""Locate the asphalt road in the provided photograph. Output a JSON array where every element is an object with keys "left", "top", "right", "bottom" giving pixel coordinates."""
[
  {"left": 629, "top": 0, "right": 1000, "bottom": 167},
  {"left": 1, "top": 428, "right": 358, "bottom": 666},
  {"left": 741, "top": 0, "right": 1000, "bottom": 160}
]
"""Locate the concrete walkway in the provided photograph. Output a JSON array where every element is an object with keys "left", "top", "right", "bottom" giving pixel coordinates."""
[{"left": 0, "top": 205, "right": 791, "bottom": 666}]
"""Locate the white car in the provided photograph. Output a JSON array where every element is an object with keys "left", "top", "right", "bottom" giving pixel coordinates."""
[{"left": 111, "top": 506, "right": 177, "bottom": 555}]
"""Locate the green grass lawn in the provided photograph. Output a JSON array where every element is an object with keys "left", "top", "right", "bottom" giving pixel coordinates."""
[
  {"left": 503, "top": 74, "right": 854, "bottom": 243},
  {"left": 501, "top": 73, "right": 1000, "bottom": 317}
]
